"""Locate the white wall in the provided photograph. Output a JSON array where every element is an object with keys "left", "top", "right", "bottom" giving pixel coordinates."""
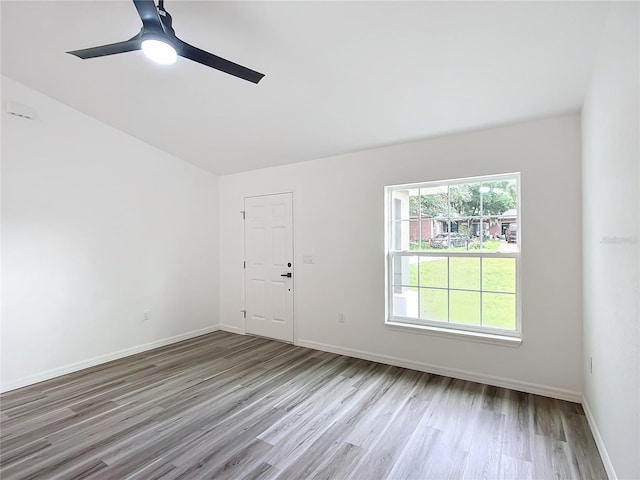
[
  {"left": 581, "top": 2, "right": 640, "bottom": 479},
  {"left": 219, "top": 114, "right": 583, "bottom": 400},
  {"left": 1, "top": 76, "right": 220, "bottom": 392}
]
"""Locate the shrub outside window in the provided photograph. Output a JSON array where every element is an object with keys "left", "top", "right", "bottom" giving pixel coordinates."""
[{"left": 385, "top": 173, "right": 521, "bottom": 339}]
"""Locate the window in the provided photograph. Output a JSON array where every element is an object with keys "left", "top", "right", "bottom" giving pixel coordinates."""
[{"left": 385, "top": 173, "right": 520, "bottom": 339}]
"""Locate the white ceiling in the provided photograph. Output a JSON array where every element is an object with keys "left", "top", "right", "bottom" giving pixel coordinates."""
[{"left": 1, "top": 1, "right": 609, "bottom": 175}]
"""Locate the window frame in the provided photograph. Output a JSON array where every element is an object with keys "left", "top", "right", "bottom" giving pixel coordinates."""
[{"left": 384, "top": 173, "right": 522, "bottom": 341}]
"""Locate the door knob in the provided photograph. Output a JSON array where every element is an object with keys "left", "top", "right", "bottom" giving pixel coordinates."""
[{"left": 280, "top": 273, "right": 292, "bottom": 278}]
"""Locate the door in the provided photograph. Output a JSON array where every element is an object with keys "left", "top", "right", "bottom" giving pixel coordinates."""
[{"left": 244, "top": 193, "right": 294, "bottom": 342}]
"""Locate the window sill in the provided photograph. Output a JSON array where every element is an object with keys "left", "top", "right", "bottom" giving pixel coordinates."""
[{"left": 385, "top": 320, "right": 522, "bottom": 347}]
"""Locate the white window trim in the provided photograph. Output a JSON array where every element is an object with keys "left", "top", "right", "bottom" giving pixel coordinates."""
[
  {"left": 385, "top": 320, "right": 522, "bottom": 347},
  {"left": 384, "top": 173, "right": 522, "bottom": 343}
]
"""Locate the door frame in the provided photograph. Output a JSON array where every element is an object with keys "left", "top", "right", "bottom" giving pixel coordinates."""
[{"left": 241, "top": 191, "right": 296, "bottom": 343}]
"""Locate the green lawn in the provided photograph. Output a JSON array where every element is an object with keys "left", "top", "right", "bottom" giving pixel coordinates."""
[{"left": 408, "top": 256, "right": 516, "bottom": 330}]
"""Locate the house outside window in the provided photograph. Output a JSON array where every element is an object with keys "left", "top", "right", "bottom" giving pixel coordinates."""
[{"left": 385, "top": 173, "right": 521, "bottom": 340}]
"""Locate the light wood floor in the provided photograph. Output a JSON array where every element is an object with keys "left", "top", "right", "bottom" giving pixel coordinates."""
[{"left": 1, "top": 331, "right": 607, "bottom": 480}]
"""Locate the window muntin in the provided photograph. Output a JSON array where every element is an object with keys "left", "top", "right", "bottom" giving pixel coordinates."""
[{"left": 386, "top": 174, "right": 520, "bottom": 338}]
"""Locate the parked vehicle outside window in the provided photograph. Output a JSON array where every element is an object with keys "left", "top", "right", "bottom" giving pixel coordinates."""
[
  {"left": 429, "top": 232, "right": 469, "bottom": 248},
  {"left": 506, "top": 224, "right": 518, "bottom": 243}
]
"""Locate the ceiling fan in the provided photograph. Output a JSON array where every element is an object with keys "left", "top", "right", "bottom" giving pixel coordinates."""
[{"left": 67, "top": 0, "right": 264, "bottom": 84}]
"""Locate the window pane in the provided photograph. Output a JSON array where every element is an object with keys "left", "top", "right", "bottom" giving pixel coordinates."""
[
  {"left": 482, "top": 258, "right": 516, "bottom": 293},
  {"left": 476, "top": 218, "right": 490, "bottom": 250},
  {"left": 391, "top": 188, "right": 419, "bottom": 221},
  {"left": 392, "top": 220, "right": 424, "bottom": 251},
  {"left": 481, "top": 180, "right": 517, "bottom": 223},
  {"left": 392, "top": 287, "right": 418, "bottom": 318},
  {"left": 450, "top": 290, "right": 480, "bottom": 325},
  {"left": 419, "top": 257, "right": 447, "bottom": 288},
  {"left": 428, "top": 230, "right": 471, "bottom": 251},
  {"left": 450, "top": 182, "right": 481, "bottom": 218},
  {"left": 486, "top": 216, "right": 503, "bottom": 244},
  {"left": 504, "top": 221, "right": 518, "bottom": 249},
  {"left": 418, "top": 186, "right": 448, "bottom": 252},
  {"left": 482, "top": 293, "right": 516, "bottom": 330},
  {"left": 479, "top": 237, "right": 502, "bottom": 252},
  {"left": 392, "top": 255, "right": 417, "bottom": 287},
  {"left": 409, "top": 220, "right": 424, "bottom": 251},
  {"left": 420, "top": 288, "right": 448, "bottom": 322},
  {"left": 493, "top": 178, "right": 517, "bottom": 250},
  {"left": 419, "top": 186, "right": 449, "bottom": 218},
  {"left": 450, "top": 218, "right": 471, "bottom": 238},
  {"left": 391, "top": 220, "right": 411, "bottom": 250},
  {"left": 411, "top": 218, "right": 435, "bottom": 250},
  {"left": 447, "top": 182, "right": 477, "bottom": 253},
  {"left": 450, "top": 257, "right": 480, "bottom": 290}
]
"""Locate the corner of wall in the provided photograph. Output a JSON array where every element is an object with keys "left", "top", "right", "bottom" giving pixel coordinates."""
[{"left": 582, "top": 396, "right": 618, "bottom": 480}]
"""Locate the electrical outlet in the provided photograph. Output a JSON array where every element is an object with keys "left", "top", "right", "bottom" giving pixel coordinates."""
[
  {"left": 144, "top": 310, "right": 150, "bottom": 322},
  {"left": 338, "top": 313, "right": 345, "bottom": 323},
  {"left": 303, "top": 255, "right": 314, "bottom": 264}
]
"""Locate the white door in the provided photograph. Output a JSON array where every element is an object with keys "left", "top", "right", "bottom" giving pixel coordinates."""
[{"left": 244, "top": 193, "right": 294, "bottom": 342}]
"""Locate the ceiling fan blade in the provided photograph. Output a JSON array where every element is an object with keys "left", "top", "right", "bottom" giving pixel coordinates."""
[
  {"left": 133, "top": 0, "right": 165, "bottom": 35},
  {"left": 175, "top": 39, "right": 265, "bottom": 84},
  {"left": 67, "top": 39, "right": 141, "bottom": 59}
]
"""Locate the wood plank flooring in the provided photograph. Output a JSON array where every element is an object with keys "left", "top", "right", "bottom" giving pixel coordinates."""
[{"left": 0, "top": 332, "right": 607, "bottom": 479}]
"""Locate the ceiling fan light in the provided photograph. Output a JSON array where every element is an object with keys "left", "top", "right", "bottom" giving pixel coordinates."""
[{"left": 141, "top": 38, "right": 177, "bottom": 65}]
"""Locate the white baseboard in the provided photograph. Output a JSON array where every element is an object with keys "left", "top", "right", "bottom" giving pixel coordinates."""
[
  {"left": 219, "top": 324, "right": 244, "bottom": 334},
  {"left": 295, "top": 338, "right": 582, "bottom": 403},
  {"left": 582, "top": 397, "right": 617, "bottom": 480},
  {"left": 1, "top": 326, "right": 220, "bottom": 393}
]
